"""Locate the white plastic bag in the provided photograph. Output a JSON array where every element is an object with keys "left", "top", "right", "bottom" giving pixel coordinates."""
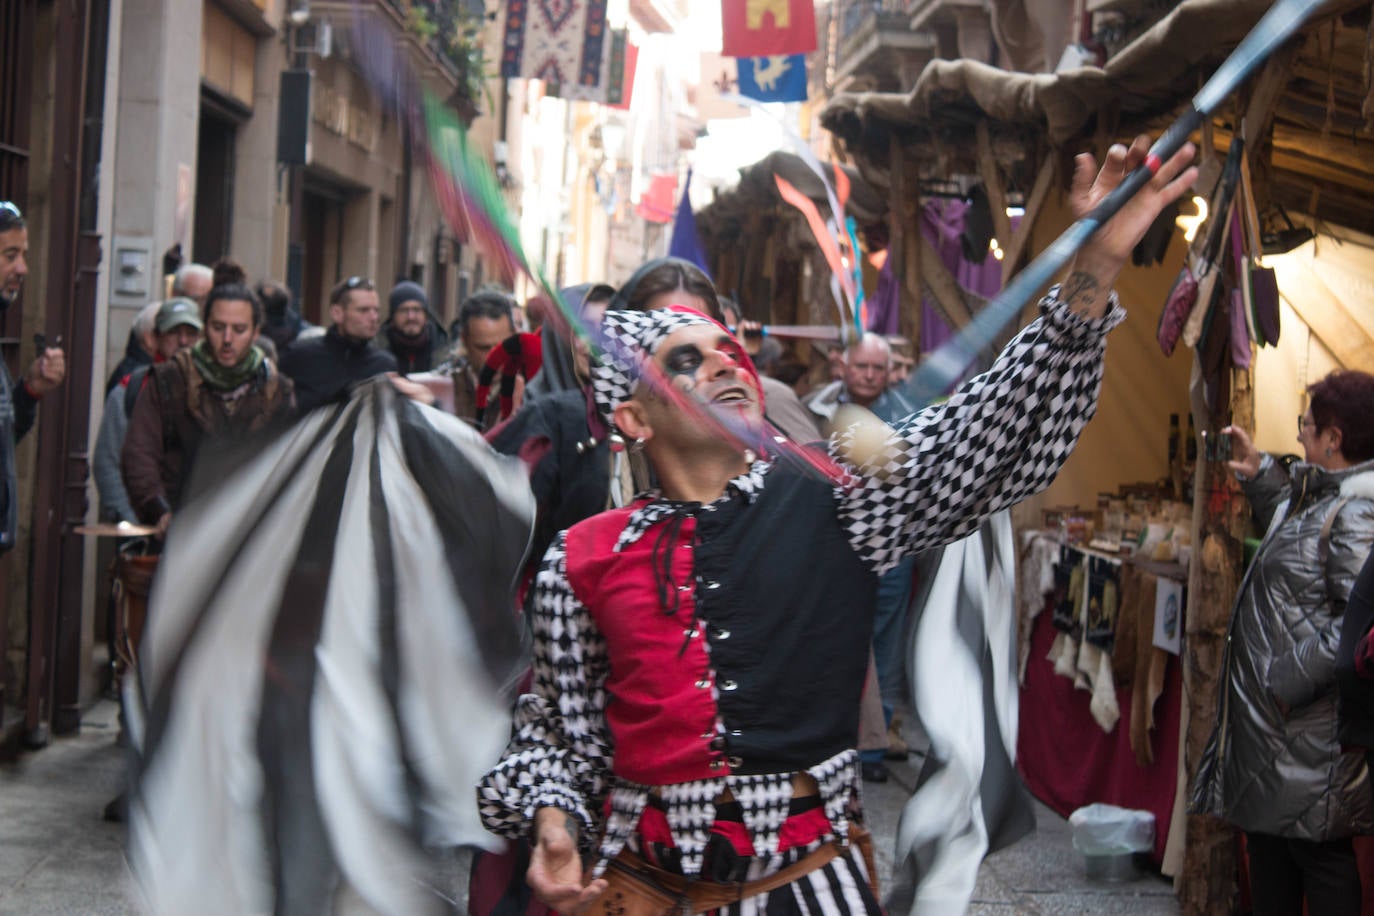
[{"left": 1069, "top": 804, "right": 1156, "bottom": 855}]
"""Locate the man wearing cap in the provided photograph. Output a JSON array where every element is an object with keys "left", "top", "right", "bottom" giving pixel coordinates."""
[
  {"left": 476, "top": 137, "right": 1198, "bottom": 913},
  {"left": 0, "top": 201, "right": 66, "bottom": 555},
  {"left": 93, "top": 298, "right": 202, "bottom": 523},
  {"left": 377, "top": 280, "right": 449, "bottom": 376}
]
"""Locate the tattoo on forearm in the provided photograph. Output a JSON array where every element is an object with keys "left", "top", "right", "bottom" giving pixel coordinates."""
[
  {"left": 535, "top": 812, "right": 581, "bottom": 846},
  {"left": 1060, "top": 271, "right": 1100, "bottom": 312}
]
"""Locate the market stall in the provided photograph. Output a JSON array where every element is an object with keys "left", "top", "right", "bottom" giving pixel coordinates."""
[
  {"left": 818, "top": 0, "right": 1374, "bottom": 910},
  {"left": 1015, "top": 533, "right": 1190, "bottom": 866}
]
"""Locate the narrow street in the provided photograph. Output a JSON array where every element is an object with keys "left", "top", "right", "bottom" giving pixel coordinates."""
[{"left": 0, "top": 701, "right": 1179, "bottom": 914}]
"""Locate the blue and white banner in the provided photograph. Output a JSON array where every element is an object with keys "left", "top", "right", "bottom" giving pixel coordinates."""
[{"left": 736, "top": 53, "right": 807, "bottom": 103}]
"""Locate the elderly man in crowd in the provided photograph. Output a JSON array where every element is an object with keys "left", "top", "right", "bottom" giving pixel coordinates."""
[{"left": 94, "top": 298, "right": 202, "bottom": 523}]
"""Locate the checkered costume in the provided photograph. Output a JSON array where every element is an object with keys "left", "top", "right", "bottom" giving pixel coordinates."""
[{"left": 477, "top": 289, "right": 1124, "bottom": 912}]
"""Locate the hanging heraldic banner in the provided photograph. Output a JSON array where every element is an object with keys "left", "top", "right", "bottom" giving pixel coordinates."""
[
  {"left": 607, "top": 31, "right": 638, "bottom": 109},
  {"left": 502, "top": 0, "right": 611, "bottom": 90},
  {"left": 566, "top": 27, "right": 632, "bottom": 104},
  {"left": 721, "top": 0, "right": 817, "bottom": 58},
  {"left": 737, "top": 54, "right": 807, "bottom": 102}
]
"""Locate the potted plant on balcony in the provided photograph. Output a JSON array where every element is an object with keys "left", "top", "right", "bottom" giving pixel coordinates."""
[{"left": 405, "top": 0, "right": 492, "bottom": 125}]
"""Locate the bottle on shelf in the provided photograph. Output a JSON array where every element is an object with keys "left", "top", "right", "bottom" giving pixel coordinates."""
[
  {"left": 1183, "top": 413, "right": 1198, "bottom": 502},
  {"left": 1168, "top": 413, "right": 1182, "bottom": 501}
]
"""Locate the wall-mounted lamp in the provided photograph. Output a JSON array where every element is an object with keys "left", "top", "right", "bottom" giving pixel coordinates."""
[
  {"left": 1175, "top": 195, "right": 1208, "bottom": 243},
  {"left": 288, "top": 0, "right": 310, "bottom": 26}
]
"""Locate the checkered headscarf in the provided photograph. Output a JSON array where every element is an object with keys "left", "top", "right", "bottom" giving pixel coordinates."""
[{"left": 591, "top": 306, "right": 762, "bottom": 433}]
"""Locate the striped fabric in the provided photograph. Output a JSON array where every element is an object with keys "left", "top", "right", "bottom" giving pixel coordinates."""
[
  {"left": 126, "top": 381, "right": 535, "bottom": 916},
  {"left": 887, "top": 512, "right": 1036, "bottom": 915}
]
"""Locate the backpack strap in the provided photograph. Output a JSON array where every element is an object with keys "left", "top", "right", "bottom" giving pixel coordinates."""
[{"left": 123, "top": 365, "right": 151, "bottom": 418}]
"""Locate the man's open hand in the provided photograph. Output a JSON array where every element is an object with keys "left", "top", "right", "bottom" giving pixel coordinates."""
[
  {"left": 1061, "top": 136, "right": 1199, "bottom": 317},
  {"left": 527, "top": 808, "right": 607, "bottom": 915}
]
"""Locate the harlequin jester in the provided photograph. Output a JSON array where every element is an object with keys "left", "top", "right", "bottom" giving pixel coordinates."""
[{"left": 477, "top": 137, "right": 1198, "bottom": 915}]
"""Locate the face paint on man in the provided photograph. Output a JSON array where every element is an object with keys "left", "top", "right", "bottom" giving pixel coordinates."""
[
  {"left": 649, "top": 328, "right": 758, "bottom": 424},
  {"left": 661, "top": 343, "right": 705, "bottom": 390}
]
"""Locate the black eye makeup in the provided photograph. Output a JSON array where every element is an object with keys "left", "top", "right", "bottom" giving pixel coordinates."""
[
  {"left": 663, "top": 343, "right": 704, "bottom": 377},
  {"left": 716, "top": 337, "right": 744, "bottom": 365}
]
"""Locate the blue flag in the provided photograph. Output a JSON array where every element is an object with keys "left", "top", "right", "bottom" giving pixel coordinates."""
[
  {"left": 737, "top": 54, "right": 807, "bottom": 103},
  {"left": 668, "top": 169, "right": 710, "bottom": 275}
]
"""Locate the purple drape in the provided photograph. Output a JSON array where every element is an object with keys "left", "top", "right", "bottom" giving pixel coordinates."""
[
  {"left": 919, "top": 199, "right": 1020, "bottom": 355},
  {"left": 864, "top": 199, "right": 1020, "bottom": 358}
]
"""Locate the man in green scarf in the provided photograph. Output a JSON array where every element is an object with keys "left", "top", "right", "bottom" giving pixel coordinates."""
[{"left": 123, "top": 282, "right": 295, "bottom": 537}]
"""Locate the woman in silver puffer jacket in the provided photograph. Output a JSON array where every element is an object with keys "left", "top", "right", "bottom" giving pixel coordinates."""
[{"left": 1192, "top": 369, "right": 1374, "bottom": 916}]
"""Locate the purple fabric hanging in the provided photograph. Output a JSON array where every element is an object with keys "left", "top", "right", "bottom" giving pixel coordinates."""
[
  {"left": 920, "top": 199, "right": 1018, "bottom": 356},
  {"left": 1228, "top": 206, "right": 1252, "bottom": 369},
  {"left": 866, "top": 253, "right": 901, "bottom": 336},
  {"left": 863, "top": 200, "right": 1017, "bottom": 357}
]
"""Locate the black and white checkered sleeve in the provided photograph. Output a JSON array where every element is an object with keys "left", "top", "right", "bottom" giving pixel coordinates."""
[
  {"left": 476, "top": 532, "right": 614, "bottom": 845},
  {"left": 835, "top": 289, "right": 1125, "bottom": 574}
]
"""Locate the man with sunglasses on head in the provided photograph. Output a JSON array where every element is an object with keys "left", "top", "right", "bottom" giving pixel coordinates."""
[
  {"left": 278, "top": 275, "right": 398, "bottom": 413},
  {"left": 0, "top": 202, "right": 66, "bottom": 554}
]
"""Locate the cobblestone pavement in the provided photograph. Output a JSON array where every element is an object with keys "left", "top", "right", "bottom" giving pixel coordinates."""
[{"left": 0, "top": 701, "right": 1181, "bottom": 914}]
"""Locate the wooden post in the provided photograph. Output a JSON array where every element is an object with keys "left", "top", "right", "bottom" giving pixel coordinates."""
[
  {"left": 919, "top": 235, "right": 977, "bottom": 330},
  {"left": 889, "top": 133, "right": 923, "bottom": 351},
  {"left": 976, "top": 121, "right": 1014, "bottom": 257},
  {"left": 1002, "top": 153, "right": 1056, "bottom": 287},
  {"left": 1179, "top": 362, "right": 1251, "bottom": 915},
  {"left": 1177, "top": 46, "right": 1296, "bottom": 913}
]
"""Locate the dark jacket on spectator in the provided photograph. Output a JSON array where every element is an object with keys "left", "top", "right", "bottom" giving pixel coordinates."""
[
  {"left": 279, "top": 326, "right": 398, "bottom": 413},
  {"left": 104, "top": 327, "right": 154, "bottom": 398},
  {"left": 0, "top": 361, "right": 38, "bottom": 552},
  {"left": 260, "top": 306, "right": 313, "bottom": 353},
  {"left": 376, "top": 318, "right": 449, "bottom": 376},
  {"left": 1337, "top": 548, "right": 1374, "bottom": 750},
  {"left": 488, "top": 388, "right": 610, "bottom": 566}
]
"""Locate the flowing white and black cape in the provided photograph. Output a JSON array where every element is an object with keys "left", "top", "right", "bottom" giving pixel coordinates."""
[{"left": 126, "top": 381, "right": 535, "bottom": 915}]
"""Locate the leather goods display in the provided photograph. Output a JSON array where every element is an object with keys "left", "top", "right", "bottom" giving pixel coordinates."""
[{"left": 1156, "top": 265, "right": 1198, "bottom": 357}]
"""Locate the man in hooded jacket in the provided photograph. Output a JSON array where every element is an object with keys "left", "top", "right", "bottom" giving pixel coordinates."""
[{"left": 377, "top": 280, "right": 449, "bottom": 375}]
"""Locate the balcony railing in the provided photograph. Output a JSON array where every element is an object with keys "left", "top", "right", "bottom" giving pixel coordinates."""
[
  {"left": 834, "top": 0, "right": 932, "bottom": 91},
  {"left": 839, "top": 0, "right": 910, "bottom": 46}
]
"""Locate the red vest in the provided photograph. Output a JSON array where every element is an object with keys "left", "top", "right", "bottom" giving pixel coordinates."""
[{"left": 564, "top": 504, "right": 728, "bottom": 785}]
